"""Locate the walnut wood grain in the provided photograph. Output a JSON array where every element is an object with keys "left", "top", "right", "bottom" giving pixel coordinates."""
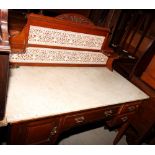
[{"left": 0, "top": 53, "right": 9, "bottom": 120}]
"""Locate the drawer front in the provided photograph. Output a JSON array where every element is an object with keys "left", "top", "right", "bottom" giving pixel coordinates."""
[
  {"left": 63, "top": 106, "right": 120, "bottom": 131},
  {"left": 25, "top": 121, "right": 58, "bottom": 144},
  {"left": 106, "top": 114, "right": 129, "bottom": 128},
  {"left": 121, "top": 101, "right": 141, "bottom": 114},
  {"left": 9, "top": 117, "right": 60, "bottom": 145}
]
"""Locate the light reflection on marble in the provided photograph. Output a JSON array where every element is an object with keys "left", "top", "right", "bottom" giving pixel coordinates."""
[{"left": 6, "top": 67, "right": 149, "bottom": 123}]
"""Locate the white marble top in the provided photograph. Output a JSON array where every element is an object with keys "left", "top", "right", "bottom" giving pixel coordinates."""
[{"left": 5, "top": 67, "right": 149, "bottom": 123}]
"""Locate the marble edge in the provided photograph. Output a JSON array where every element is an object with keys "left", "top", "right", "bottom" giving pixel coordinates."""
[{"left": 7, "top": 97, "right": 150, "bottom": 124}]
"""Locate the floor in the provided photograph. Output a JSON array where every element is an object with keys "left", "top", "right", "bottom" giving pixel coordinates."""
[
  {"left": 59, "top": 126, "right": 127, "bottom": 145},
  {"left": 0, "top": 126, "right": 127, "bottom": 145}
]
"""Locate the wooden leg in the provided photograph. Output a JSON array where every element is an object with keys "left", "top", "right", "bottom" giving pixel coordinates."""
[{"left": 113, "top": 122, "right": 129, "bottom": 145}]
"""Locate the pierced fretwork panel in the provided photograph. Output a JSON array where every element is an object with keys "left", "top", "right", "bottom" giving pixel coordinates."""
[
  {"left": 10, "top": 47, "right": 108, "bottom": 65},
  {"left": 28, "top": 26, "right": 105, "bottom": 50}
]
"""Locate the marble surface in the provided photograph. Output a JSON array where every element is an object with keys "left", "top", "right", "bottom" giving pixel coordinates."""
[{"left": 6, "top": 67, "right": 149, "bottom": 123}]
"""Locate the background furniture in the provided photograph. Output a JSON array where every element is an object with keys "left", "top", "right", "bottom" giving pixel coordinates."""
[
  {"left": 113, "top": 97, "right": 155, "bottom": 145},
  {"left": 110, "top": 11, "right": 155, "bottom": 81},
  {"left": 130, "top": 40, "right": 155, "bottom": 97}
]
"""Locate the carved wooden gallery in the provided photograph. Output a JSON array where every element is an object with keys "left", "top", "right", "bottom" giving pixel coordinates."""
[{"left": 0, "top": 9, "right": 155, "bottom": 145}]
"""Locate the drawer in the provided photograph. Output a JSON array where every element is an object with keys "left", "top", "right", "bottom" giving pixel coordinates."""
[
  {"left": 62, "top": 106, "right": 120, "bottom": 131},
  {"left": 106, "top": 101, "right": 143, "bottom": 128},
  {"left": 121, "top": 101, "right": 141, "bottom": 114},
  {"left": 106, "top": 114, "right": 129, "bottom": 128}
]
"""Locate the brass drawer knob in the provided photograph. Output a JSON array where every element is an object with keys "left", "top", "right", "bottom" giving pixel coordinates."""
[
  {"left": 121, "top": 116, "right": 128, "bottom": 122},
  {"left": 50, "top": 126, "right": 57, "bottom": 136},
  {"left": 104, "top": 110, "right": 113, "bottom": 117},
  {"left": 75, "top": 116, "right": 85, "bottom": 123},
  {"left": 128, "top": 106, "right": 136, "bottom": 112}
]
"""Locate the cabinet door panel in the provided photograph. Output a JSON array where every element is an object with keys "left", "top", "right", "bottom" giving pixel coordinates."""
[
  {"left": 9, "top": 117, "right": 60, "bottom": 145},
  {"left": 26, "top": 122, "right": 56, "bottom": 144}
]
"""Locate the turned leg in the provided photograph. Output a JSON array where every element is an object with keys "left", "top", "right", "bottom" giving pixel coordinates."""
[{"left": 113, "top": 122, "right": 129, "bottom": 145}]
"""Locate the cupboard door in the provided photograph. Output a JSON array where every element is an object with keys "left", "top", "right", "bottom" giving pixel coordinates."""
[
  {"left": 0, "top": 53, "right": 9, "bottom": 120},
  {"left": 9, "top": 117, "right": 60, "bottom": 145},
  {"left": 25, "top": 121, "right": 58, "bottom": 144}
]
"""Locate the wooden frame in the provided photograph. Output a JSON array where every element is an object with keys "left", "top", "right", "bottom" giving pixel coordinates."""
[
  {"left": 9, "top": 13, "right": 118, "bottom": 70},
  {"left": 10, "top": 13, "right": 110, "bottom": 52}
]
